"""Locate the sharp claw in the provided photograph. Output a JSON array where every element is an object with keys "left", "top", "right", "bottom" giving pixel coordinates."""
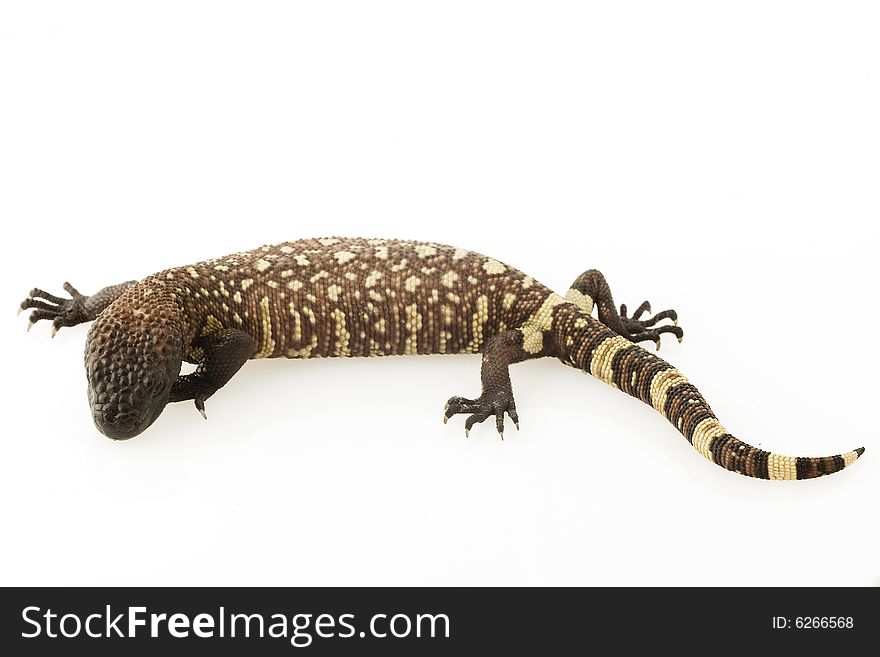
[
  {"left": 27, "top": 320, "right": 34, "bottom": 332},
  {"left": 655, "top": 340, "right": 661, "bottom": 351},
  {"left": 50, "top": 325, "right": 58, "bottom": 338},
  {"left": 673, "top": 318, "right": 678, "bottom": 326},
  {"left": 465, "top": 429, "right": 469, "bottom": 438},
  {"left": 497, "top": 431, "right": 504, "bottom": 441},
  {"left": 195, "top": 399, "right": 207, "bottom": 419},
  {"left": 443, "top": 416, "right": 448, "bottom": 424},
  {"left": 677, "top": 336, "right": 683, "bottom": 343},
  {"left": 17, "top": 306, "right": 23, "bottom": 316},
  {"left": 514, "top": 421, "right": 520, "bottom": 431}
]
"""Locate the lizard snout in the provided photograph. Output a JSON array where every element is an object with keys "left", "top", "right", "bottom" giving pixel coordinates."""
[{"left": 93, "top": 407, "right": 148, "bottom": 440}]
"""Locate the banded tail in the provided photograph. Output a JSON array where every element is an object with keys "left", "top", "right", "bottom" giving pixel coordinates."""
[{"left": 551, "top": 303, "right": 864, "bottom": 479}]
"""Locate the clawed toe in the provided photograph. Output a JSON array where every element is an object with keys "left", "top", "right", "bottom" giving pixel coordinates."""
[
  {"left": 620, "top": 300, "right": 652, "bottom": 322},
  {"left": 444, "top": 396, "right": 478, "bottom": 417},
  {"left": 625, "top": 324, "right": 684, "bottom": 349},
  {"left": 621, "top": 301, "right": 677, "bottom": 327},
  {"left": 642, "top": 309, "right": 677, "bottom": 327}
]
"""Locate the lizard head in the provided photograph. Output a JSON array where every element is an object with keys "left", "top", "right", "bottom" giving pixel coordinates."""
[{"left": 84, "top": 298, "right": 183, "bottom": 440}]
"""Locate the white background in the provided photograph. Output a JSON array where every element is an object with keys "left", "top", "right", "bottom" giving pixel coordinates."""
[{"left": 1, "top": 1, "right": 877, "bottom": 586}]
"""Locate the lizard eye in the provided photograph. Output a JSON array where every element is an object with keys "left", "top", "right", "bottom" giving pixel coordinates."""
[{"left": 150, "top": 379, "right": 166, "bottom": 397}]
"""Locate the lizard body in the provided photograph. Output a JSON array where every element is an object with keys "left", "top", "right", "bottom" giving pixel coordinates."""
[{"left": 20, "top": 237, "right": 863, "bottom": 480}]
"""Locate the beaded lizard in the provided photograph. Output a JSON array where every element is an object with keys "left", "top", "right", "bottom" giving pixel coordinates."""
[{"left": 18, "top": 237, "right": 863, "bottom": 480}]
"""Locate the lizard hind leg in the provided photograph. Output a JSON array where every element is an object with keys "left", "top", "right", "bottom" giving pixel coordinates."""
[
  {"left": 568, "top": 269, "right": 683, "bottom": 350},
  {"left": 443, "top": 329, "right": 549, "bottom": 439}
]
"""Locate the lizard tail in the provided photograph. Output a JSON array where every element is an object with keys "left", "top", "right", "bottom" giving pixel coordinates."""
[{"left": 551, "top": 303, "right": 864, "bottom": 479}]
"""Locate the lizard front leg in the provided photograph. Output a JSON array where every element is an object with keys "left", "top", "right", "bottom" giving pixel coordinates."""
[
  {"left": 169, "top": 329, "right": 256, "bottom": 419},
  {"left": 444, "top": 329, "right": 550, "bottom": 439},
  {"left": 18, "top": 281, "right": 136, "bottom": 336}
]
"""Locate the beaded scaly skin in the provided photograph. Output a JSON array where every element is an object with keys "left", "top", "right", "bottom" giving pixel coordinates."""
[{"left": 19, "top": 238, "right": 864, "bottom": 479}]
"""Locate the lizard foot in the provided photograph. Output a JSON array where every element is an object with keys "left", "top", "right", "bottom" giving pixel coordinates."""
[
  {"left": 443, "top": 391, "right": 519, "bottom": 440},
  {"left": 618, "top": 301, "right": 683, "bottom": 350},
  {"left": 18, "top": 283, "right": 90, "bottom": 336},
  {"left": 170, "top": 374, "right": 215, "bottom": 420}
]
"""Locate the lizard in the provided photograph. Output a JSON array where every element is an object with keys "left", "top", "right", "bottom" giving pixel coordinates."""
[{"left": 18, "top": 237, "right": 864, "bottom": 480}]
